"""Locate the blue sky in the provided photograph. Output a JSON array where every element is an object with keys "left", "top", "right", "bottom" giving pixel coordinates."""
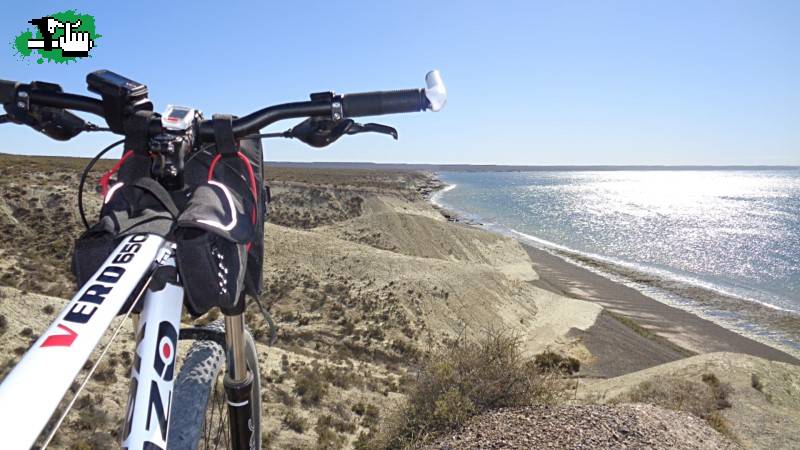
[{"left": 1, "top": 0, "right": 798, "bottom": 165}]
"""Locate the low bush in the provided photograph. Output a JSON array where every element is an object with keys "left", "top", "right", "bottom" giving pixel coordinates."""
[
  {"left": 617, "top": 373, "right": 734, "bottom": 436},
  {"left": 320, "top": 365, "right": 357, "bottom": 389},
  {"left": 751, "top": 373, "right": 764, "bottom": 392},
  {"left": 283, "top": 409, "right": 307, "bottom": 433},
  {"left": 369, "top": 329, "right": 561, "bottom": 448},
  {"left": 317, "top": 414, "right": 356, "bottom": 434},
  {"left": 351, "top": 401, "right": 366, "bottom": 416},
  {"left": 76, "top": 404, "right": 110, "bottom": 432},
  {"left": 315, "top": 426, "right": 344, "bottom": 450},
  {"left": 362, "top": 403, "right": 380, "bottom": 428},
  {"left": 294, "top": 367, "right": 328, "bottom": 406},
  {"left": 534, "top": 350, "right": 581, "bottom": 375}
]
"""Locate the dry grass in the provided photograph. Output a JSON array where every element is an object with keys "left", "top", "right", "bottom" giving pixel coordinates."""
[{"left": 614, "top": 372, "right": 735, "bottom": 437}]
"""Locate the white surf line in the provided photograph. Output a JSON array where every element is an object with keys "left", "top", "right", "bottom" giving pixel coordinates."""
[
  {"left": 429, "top": 182, "right": 457, "bottom": 208},
  {"left": 507, "top": 228, "right": 797, "bottom": 314}
]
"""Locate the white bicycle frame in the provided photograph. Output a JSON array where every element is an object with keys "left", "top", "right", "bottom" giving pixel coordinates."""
[{"left": 0, "top": 233, "right": 183, "bottom": 449}]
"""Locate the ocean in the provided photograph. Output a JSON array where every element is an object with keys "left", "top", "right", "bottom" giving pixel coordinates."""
[{"left": 432, "top": 169, "right": 800, "bottom": 357}]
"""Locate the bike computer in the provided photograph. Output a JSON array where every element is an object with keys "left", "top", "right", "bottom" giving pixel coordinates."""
[
  {"left": 85, "top": 70, "right": 152, "bottom": 133},
  {"left": 87, "top": 70, "right": 148, "bottom": 100},
  {"left": 161, "top": 105, "right": 196, "bottom": 130}
]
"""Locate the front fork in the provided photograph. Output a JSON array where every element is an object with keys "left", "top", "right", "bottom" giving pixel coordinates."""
[{"left": 224, "top": 313, "right": 257, "bottom": 450}]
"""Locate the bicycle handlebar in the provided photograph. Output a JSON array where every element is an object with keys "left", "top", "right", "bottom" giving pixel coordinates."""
[
  {"left": 29, "top": 90, "right": 106, "bottom": 117},
  {"left": 195, "top": 88, "right": 431, "bottom": 140},
  {"left": 197, "top": 101, "right": 332, "bottom": 141},
  {"left": 0, "top": 70, "right": 447, "bottom": 142}
]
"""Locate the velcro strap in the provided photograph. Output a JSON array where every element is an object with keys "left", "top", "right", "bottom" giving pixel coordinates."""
[
  {"left": 130, "top": 177, "right": 179, "bottom": 218},
  {"left": 212, "top": 114, "right": 237, "bottom": 157},
  {"left": 123, "top": 111, "right": 154, "bottom": 155}
]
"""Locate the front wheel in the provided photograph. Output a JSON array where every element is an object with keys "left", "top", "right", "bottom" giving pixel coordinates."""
[{"left": 168, "top": 323, "right": 261, "bottom": 450}]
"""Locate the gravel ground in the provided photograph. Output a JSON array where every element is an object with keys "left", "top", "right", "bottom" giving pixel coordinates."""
[{"left": 425, "top": 404, "right": 739, "bottom": 450}]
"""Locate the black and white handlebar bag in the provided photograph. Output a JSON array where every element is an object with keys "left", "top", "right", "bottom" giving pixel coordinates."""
[
  {"left": 73, "top": 138, "right": 266, "bottom": 317},
  {"left": 176, "top": 139, "right": 265, "bottom": 316}
]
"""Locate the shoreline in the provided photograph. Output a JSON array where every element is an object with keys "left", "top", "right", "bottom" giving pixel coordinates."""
[
  {"left": 523, "top": 243, "right": 798, "bottom": 366},
  {"left": 423, "top": 174, "right": 799, "bottom": 367}
]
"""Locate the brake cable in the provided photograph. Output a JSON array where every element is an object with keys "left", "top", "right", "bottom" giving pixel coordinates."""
[
  {"left": 242, "top": 131, "right": 292, "bottom": 140},
  {"left": 78, "top": 139, "right": 125, "bottom": 229},
  {"left": 83, "top": 121, "right": 112, "bottom": 132},
  {"left": 252, "top": 294, "right": 278, "bottom": 346}
]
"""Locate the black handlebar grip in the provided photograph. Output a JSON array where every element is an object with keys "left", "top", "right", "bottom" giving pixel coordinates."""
[
  {"left": 0, "top": 80, "right": 20, "bottom": 105},
  {"left": 341, "top": 89, "right": 430, "bottom": 118}
]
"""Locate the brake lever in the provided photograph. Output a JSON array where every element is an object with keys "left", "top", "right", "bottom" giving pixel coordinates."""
[
  {"left": 345, "top": 122, "right": 398, "bottom": 140},
  {"left": 2, "top": 103, "right": 88, "bottom": 141}
]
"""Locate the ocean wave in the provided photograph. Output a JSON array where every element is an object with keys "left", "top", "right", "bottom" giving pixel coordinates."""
[{"left": 430, "top": 183, "right": 457, "bottom": 208}]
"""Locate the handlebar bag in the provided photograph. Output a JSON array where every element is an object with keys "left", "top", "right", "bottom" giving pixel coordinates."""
[
  {"left": 239, "top": 137, "right": 266, "bottom": 299},
  {"left": 176, "top": 139, "right": 264, "bottom": 316},
  {"left": 73, "top": 138, "right": 266, "bottom": 317},
  {"left": 175, "top": 181, "right": 252, "bottom": 315},
  {"left": 72, "top": 154, "right": 177, "bottom": 287}
]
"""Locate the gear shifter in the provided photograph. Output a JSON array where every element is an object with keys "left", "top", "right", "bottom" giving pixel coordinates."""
[{"left": 288, "top": 117, "right": 398, "bottom": 148}]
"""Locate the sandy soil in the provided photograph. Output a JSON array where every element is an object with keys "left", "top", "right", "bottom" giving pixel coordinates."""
[
  {"left": 425, "top": 404, "right": 739, "bottom": 450},
  {"left": 579, "top": 352, "right": 800, "bottom": 449}
]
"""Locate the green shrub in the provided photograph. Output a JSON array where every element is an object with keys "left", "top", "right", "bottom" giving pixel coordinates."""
[
  {"left": 294, "top": 368, "right": 328, "bottom": 406},
  {"left": 351, "top": 401, "right": 366, "bottom": 416},
  {"left": 534, "top": 351, "right": 581, "bottom": 375},
  {"left": 315, "top": 427, "right": 344, "bottom": 450},
  {"left": 362, "top": 403, "right": 380, "bottom": 428},
  {"left": 76, "top": 405, "right": 109, "bottom": 431},
  {"left": 283, "top": 409, "right": 307, "bottom": 433},
  {"left": 353, "top": 431, "right": 374, "bottom": 450},
  {"left": 369, "top": 329, "right": 560, "bottom": 448},
  {"left": 321, "top": 365, "right": 356, "bottom": 389},
  {"left": 432, "top": 388, "right": 474, "bottom": 428},
  {"left": 317, "top": 414, "right": 356, "bottom": 434}
]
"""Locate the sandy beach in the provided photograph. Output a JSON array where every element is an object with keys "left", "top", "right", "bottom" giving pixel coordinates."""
[{"left": 523, "top": 243, "right": 799, "bottom": 372}]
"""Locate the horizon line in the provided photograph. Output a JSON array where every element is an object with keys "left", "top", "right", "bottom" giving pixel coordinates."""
[{"left": 1, "top": 153, "right": 798, "bottom": 170}]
